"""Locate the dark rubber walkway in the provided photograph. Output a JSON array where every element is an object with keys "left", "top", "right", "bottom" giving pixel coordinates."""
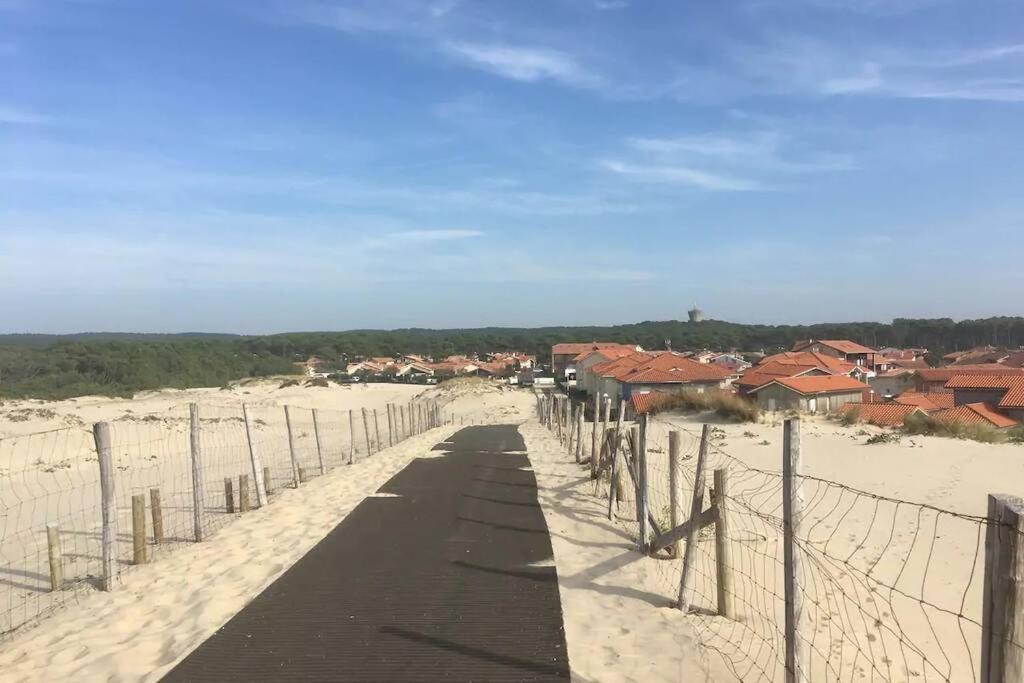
[{"left": 163, "top": 425, "right": 570, "bottom": 682}]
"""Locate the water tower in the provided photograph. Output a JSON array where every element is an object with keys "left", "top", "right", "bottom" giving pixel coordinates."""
[{"left": 688, "top": 305, "right": 704, "bottom": 323}]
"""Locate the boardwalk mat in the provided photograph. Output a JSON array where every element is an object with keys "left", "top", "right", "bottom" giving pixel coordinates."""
[{"left": 163, "top": 425, "right": 570, "bottom": 682}]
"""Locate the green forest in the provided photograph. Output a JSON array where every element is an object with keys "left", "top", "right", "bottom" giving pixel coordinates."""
[{"left": 2, "top": 317, "right": 1022, "bottom": 400}]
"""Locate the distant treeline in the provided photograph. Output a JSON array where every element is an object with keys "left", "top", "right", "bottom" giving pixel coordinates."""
[{"left": 2, "top": 317, "right": 1023, "bottom": 400}]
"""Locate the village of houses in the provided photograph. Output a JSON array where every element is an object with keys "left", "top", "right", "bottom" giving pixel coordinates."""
[{"left": 323, "top": 339, "right": 1024, "bottom": 432}]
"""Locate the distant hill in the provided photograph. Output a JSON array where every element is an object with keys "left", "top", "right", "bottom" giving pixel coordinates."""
[{"left": 2, "top": 317, "right": 1022, "bottom": 400}]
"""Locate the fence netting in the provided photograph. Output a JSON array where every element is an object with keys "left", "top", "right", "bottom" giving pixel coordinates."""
[
  {"left": 539, "top": 394, "right": 1022, "bottom": 683},
  {"left": 0, "top": 396, "right": 452, "bottom": 636}
]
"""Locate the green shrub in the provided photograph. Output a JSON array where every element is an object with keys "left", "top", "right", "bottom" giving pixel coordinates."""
[
  {"left": 866, "top": 432, "right": 901, "bottom": 445},
  {"left": 838, "top": 406, "right": 860, "bottom": 426},
  {"left": 1008, "top": 426, "right": 1024, "bottom": 445},
  {"left": 647, "top": 390, "right": 760, "bottom": 423},
  {"left": 903, "top": 412, "right": 1006, "bottom": 444}
]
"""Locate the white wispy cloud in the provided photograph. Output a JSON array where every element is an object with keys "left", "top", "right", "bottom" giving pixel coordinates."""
[
  {"left": 600, "top": 159, "right": 766, "bottom": 191},
  {"left": 721, "top": 35, "right": 1024, "bottom": 103},
  {"left": 627, "top": 131, "right": 855, "bottom": 172},
  {"left": 284, "top": 0, "right": 445, "bottom": 35},
  {"left": 441, "top": 41, "right": 602, "bottom": 88},
  {"left": 0, "top": 105, "right": 51, "bottom": 125},
  {"left": 604, "top": 127, "right": 853, "bottom": 192},
  {"left": 386, "top": 229, "right": 482, "bottom": 242}
]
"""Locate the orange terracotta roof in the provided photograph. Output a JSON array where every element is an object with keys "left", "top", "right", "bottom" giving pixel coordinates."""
[
  {"left": 894, "top": 392, "right": 955, "bottom": 412},
  {"left": 916, "top": 365, "right": 1024, "bottom": 383},
  {"left": 999, "top": 383, "right": 1024, "bottom": 408},
  {"left": 631, "top": 391, "right": 674, "bottom": 415},
  {"left": 552, "top": 342, "right": 634, "bottom": 356},
  {"left": 754, "top": 375, "right": 869, "bottom": 395},
  {"left": 839, "top": 402, "right": 924, "bottom": 427},
  {"left": 794, "top": 339, "right": 875, "bottom": 355},
  {"left": 931, "top": 403, "right": 1019, "bottom": 429},
  {"left": 944, "top": 374, "right": 1024, "bottom": 389},
  {"left": 618, "top": 354, "right": 733, "bottom": 384},
  {"left": 759, "top": 351, "right": 856, "bottom": 374},
  {"left": 736, "top": 362, "right": 823, "bottom": 388},
  {"left": 573, "top": 347, "right": 640, "bottom": 362},
  {"left": 592, "top": 352, "right": 654, "bottom": 377}
]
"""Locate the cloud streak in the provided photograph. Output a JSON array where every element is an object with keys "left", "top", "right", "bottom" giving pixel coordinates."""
[
  {"left": 600, "top": 159, "right": 766, "bottom": 191},
  {"left": 441, "top": 41, "right": 602, "bottom": 88},
  {"left": 0, "top": 105, "right": 52, "bottom": 125}
]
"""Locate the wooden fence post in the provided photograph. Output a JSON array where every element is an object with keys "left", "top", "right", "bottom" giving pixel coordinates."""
[
  {"left": 224, "top": 477, "right": 234, "bottom": 513},
  {"left": 678, "top": 424, "right": 710, "bottom": 611},
  {"left": 590, "top": 393, "right": 600, "bottom": 477},
  {"left": 242, "top": 404, "right": 268, "bottom": 507},
  {"left": 783, "top": 417, "right": 806, "bottom": 683},
  {"left": 348, "top": 409, "right": 356, "bottom": 464},
  {"left": 189, "top": 403, "right": 205, "bottom": 542},
  {"left": 713, "top": 468, "right": 734, "bottom": 619},
  {"left": 566, "top": 402, "right": 575, "bottom": 454},
  {"left": 362, "top": 408, "right": 373, "bottom": 455},
  {"left": 150, "top": 487, "right": 164, "bottom": 545},
  {"left": 387, "top": 404, "right": 394, "bottom": 448},
  {"left": 284, "top": 405, "right": 301, "bottom": 488},
  {"left": 669, "top": 431, "right": 683, "bottom": 558},
  {"left": 46, "top": 523, "right": 63, "bottom": 591},
  {"left": 566, "top": 399, "right": 572, "bottom": 447},
  {"left": 981, "top": 493, "right": 1024, "bottom": 683},
  {"left": 312, "top": 408, "right": 327, "bottom": 476},
  {"left": 614, "top": 400, "right": 627, "bottom": 504},
  {"left": 575, "top": 405, "right": 584, "bottom": 463},
  {"left": 638, "top": 414, "right": 650, "bottom": 553},
  {"left": 263, "top": 466, "right": 272, "bottom": 496},
  {"left": 93, "top": 422, "right": 118, "bottom": 591},
  {"left": 400, "top": 404, "right": 407, "bottom": 441},
  {"left": 373, "top": 409, "right": 382, "bottom": 451},
  {"left": 601, "top": 396, "right": 611, "bottom": 469},
  {"left": 131, "top": 494, "right": 147, "bottom": 565},
  {"left": 239, "top": 474, "right": 251, "bottom": 512},
  {"left": 298, "top": 467, "right": 307, "bottom": 484},
  {"left": 629, "top": 425, "right": 640, "bottom": 522}
]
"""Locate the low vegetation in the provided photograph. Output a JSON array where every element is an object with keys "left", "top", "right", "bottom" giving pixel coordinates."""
[
  {"left": 647, "top": 390, "right": 760, "bottom": 423},
  {"left": 837, "top": 406, "right": 861, "bottom": 426},
  {"left": 903, "top": 412, "right": 1006, "bottom": 444}
]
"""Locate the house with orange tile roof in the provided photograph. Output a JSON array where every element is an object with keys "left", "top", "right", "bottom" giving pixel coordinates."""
[
  {"left": 575, "top": 348, "right": 647, "bottom": 395},
  {"left": 944, "top": 374, "right": 1024, "bottom": 422},
  {"left": 931, "top": 403, "right": 1019, "bottom": 429},
  {"left": 913, "top": 364, "right": 1024, "bottom": 393},
  {"left": 838, "top": 402, "right": 926, "bottom": 428},
  {"left": 590, "top": 352, "right": 655, "bottom": 402},
  {"left": 893, "top": 391, "right": 955, "bottom": 412},
  {"left": 791, "top": 339, "right": 877, "bottom": 368},
  {"left": 619, "top": 356, "right": 733, "bottom": 401},
  {"left": 550, "top": 342, "right": 640, "bottom": 379},
  {"left": 867, "top": 369, "right": 916, "bottom": 400},
  {"left": 734, "top": 350, "right": 857, "bottom": 397},
  {"left": 747, "top": 374, "right": 870, "bottom": 413}
]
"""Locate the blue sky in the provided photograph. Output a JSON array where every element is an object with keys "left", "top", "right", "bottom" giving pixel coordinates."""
[{"left": 2, "top": 0, "right": 1023, "bottom": 333}]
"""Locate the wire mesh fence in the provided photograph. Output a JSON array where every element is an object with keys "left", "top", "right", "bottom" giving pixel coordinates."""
[
  {"left": 0, "top": 396, "right": 454, "bottom": 637},
  {"left": 537, "top": 391, "right": 1024, "bottom": 683}
]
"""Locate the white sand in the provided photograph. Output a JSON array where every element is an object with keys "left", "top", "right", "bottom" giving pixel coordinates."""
[
  {"left": 520, "top": 419, "right": 731, "bottom": 683},
  {"left": 0, "top": 380, "right": 530, "bottom": 681},
  {"left": 527, "top": 405, "right": 1024, "bottom": 683},
  {"left": 2, "top": 381, "right": 1017, "bottom": 682}
]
